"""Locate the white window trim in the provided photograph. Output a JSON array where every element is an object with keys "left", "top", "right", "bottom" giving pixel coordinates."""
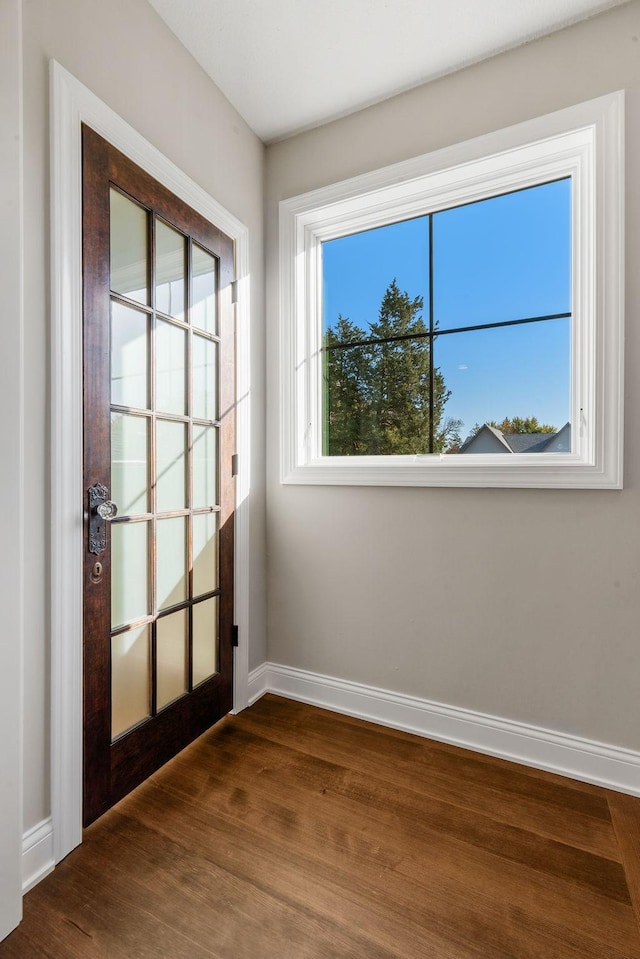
[{"left": 279, "top": 92, "right": 624, "bottom": 489}]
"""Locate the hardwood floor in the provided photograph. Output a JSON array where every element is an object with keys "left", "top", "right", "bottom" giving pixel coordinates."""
[{"left": 3, "top": 694, "right": 640, "bottom": 958}]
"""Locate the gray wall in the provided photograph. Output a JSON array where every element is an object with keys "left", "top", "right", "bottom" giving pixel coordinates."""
[
  {"left": 265, "top": 1, "right": 640, "bottom": 751},
  {"left": 21, "top": 0, "right": 266, "bottom": 834},
  {"left": 0, "top": 0, "right": 25, "bottom": 938}
]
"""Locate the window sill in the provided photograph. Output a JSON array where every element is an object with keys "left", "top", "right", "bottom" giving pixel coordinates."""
[{"left": 283, "top": 452, "right": 621, "bottom": 489}]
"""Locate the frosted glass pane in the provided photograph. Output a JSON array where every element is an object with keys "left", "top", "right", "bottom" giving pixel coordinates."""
[
  {"left": 156, "top": 320, "right": 186, "bottom": 415},
  {"left": 192, "top": 335, "right": 218, "bottom": 421},
  {"left": 111, "top": 626, "right": 150, "bottom": 739},
  {"left": 111, "top": 414, "right": 149, "bottom": 516},
  {"left": 157, "top": 517, "right": 187, "bottom": 610},
  {"left": 111, "top": 521, "right": 149, "bottom": 628},
  {"left": 157, "top": 610, "right": 187, "bottom": 709},
  {"left": 192, "top": 425, "right": 218, "bottom": 508},
  {"left": 156, "top": 220, "right": 185, "bottom": 320},
  {"left": 156, "top": 420, "right": 187, "bottom": 512},
  {"left": 111, "top": 302, "right": 148, "bottom": 409},
  {"left": 110, "top": 189, "right": 148, "bottom": 304},
  {"left": 192, "top": 598, "right": 218, "bottom": 687},
  {"left": 192, "top": 513, "right": 218, "bottom": 597},
  {"left": 192, "top": 245, "right": 217, "bottom": 334}
]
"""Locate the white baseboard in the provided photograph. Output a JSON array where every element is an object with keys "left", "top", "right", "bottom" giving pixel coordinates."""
[
  {"left": 247, "top": 663, "right": 640, "bottom": 797},
  {"left": 247, "top": 662, "right": 270, "bottom": 706},
  {"left": 22, "top": 818, "right": 54, "bottom": 894}
]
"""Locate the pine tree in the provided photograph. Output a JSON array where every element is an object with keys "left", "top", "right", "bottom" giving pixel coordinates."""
[
  {"left": 367, "top": 281, "right": 432, "bottom": 454},
  {"left": 324, "top": 316, "right": 374, "bottom": 454},
  {"left": 324, "top": 280, "right": 461, "bottom": 455}
]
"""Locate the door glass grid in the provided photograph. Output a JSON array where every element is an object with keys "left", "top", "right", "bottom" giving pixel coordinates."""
[{"left": 109, "top": 188, "right": 222, "bottom": 740}]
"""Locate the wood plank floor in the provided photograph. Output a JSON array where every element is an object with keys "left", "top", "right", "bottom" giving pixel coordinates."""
[{"left": 3, "top": 694, "right": 640, "bottom": 958}]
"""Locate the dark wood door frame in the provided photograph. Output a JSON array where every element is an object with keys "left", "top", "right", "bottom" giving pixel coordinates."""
[{"left": 82, "top": 125, "right": 235, "bottom": 826}]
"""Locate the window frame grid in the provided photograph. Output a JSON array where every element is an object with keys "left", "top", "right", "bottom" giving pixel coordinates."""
[
  {"left": 109, "top": 204, "right": 223, "bottom": 738},
  {"left": 321, "top": 185, "right": 573, "bottom": 456}
]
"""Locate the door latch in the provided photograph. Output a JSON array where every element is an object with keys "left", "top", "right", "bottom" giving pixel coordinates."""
[{"left": 88, "top": 483, "right": 118, "bottom": 555}]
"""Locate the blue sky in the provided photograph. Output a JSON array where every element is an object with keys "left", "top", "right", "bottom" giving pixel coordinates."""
[{"left": 322, "top": 179, "right": 571, "bottom": 439}]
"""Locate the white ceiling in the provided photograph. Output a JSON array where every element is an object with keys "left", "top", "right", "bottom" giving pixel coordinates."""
[{"left": 148, "top": 0, "right": 627, "bottom": 142}]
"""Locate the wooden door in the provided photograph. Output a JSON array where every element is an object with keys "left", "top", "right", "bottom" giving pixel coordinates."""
[{"left": 82, "top": 125, "right": 235, "bottom": 826}]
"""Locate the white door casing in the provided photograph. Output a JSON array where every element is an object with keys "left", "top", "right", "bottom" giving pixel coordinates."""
[
  {"left": 0, "top": 0, "right": 24, "bottom": 940},
  {"left": 50, "top": 61, "right": 251, "bottom": 864}
]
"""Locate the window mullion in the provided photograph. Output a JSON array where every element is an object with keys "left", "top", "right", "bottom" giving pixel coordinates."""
[{"left": 428, "top": 214, "right": 434, "bottom": 454}]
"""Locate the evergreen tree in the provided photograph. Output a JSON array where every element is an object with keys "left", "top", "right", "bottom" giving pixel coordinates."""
[
  {"left": 324, "top": 280, "right": 461, "bottom": 455},
  {"left": 324, "top": 316, "right": 373, "bottom": 455}
]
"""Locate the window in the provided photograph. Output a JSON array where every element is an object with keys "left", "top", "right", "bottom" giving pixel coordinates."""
[
  {"left": 322, "top": 180, "right": 571, "bottom": 457},
  {"left": 280, "top": 92, "right": 624, "bottom": 488}
]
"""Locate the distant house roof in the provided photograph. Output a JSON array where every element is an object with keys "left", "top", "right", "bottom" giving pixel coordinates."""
[
  {"left": 459, "top": 422, "right": 571, "bottom": 454},
  {"left": 503, "top": 433, "right": 555, "bottom": 453}
]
